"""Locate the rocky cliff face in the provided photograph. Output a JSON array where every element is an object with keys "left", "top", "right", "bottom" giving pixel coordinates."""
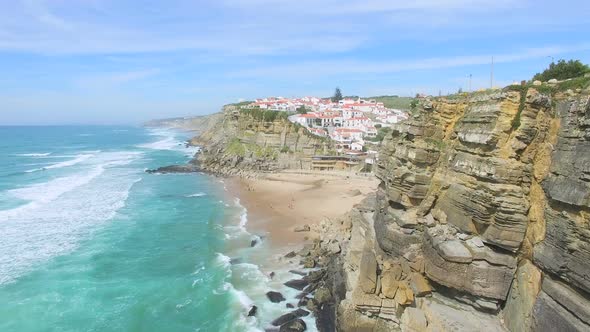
[
  {"left": 327, "top": 85, "right": 590, "bottom": 331},
  {"left": 191, "top": 105, "right": 330, "bottom": 176},
  {"left": 144, "top": 113, "right": 223, "bottom": 134}
]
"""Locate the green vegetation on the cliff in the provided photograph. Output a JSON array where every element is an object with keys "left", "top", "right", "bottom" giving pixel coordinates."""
[
  {"left": 367, "top": 95, "right": 414, "bottom": 109},
  {"left": 533, "top": 59, "right": 590, "bottom": 81},
  {"left": 240, "top": 108, "right": 290, "bottom": 122}
]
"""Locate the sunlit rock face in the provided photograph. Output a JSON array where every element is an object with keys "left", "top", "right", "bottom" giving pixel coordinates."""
[{"left": 360, "top": 89, "right": 590, "bottom": 331}]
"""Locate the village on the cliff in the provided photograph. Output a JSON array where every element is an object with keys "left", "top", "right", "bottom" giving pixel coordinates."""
[{"left": 249, "top": 96, "right": 409, "bottom": 152}]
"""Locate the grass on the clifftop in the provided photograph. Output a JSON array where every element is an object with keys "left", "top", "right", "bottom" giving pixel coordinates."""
[
  {"left": 365, "top": 95, "right": 414, "bottom": 110},
  {"left": 240, "top": 108, "right": 290, "bottom": 122}
]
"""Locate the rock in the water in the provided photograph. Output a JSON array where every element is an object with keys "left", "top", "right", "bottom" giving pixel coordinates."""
[
  {"left": 266, "top": 291, "right": 286, "bottom": 303},
  {"left": 284, "top": 279, "right": 309, "bottom": 291},
  {"left": 146, "top": 164, "right": 199, "bottom": 174},
  {"left": 286, "top": 303, "right": 294, "bottom": 309},
  {"left": 272, "top": 309, "right": 310, "bottom": 327},
  {"left": 301, "top": 257, "right": 315, "bottom": 268},
  {"left": 289, "top": 270, "right": 307, "bottom": 277},
  {"left": 285, "top": 251, "right": 297, "bottom": 258},
  {"left": 314, "top": 286, "right": 332, "bottom": 304},
  {"left": 250, "top": 239, "right": 258, "bottom": 247},
  {"left": 248, "top": 305, "right": 257, "bottom": 317},
  {"left": 279, "top": 318, "right": 307, "bottom": 332}
]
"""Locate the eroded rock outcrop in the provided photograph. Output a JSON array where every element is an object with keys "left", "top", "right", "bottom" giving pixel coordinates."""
[
  {"left": 191, "top": 105, "right": 330, "bottom": 176},
  {"left": 334, "top": 85, "right": 590, "bottom": 331}
]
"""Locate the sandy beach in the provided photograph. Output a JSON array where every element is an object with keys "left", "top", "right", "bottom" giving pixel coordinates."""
[{"left": 228, "top": 170, "right": 378, "bottom": 249}]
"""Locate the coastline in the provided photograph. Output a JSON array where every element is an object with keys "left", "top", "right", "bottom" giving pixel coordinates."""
[
  {"left": 228, "top": 170, "right": 378, "bottom": 249},
  {"left": 221, "top": 170, "right": 378, "bottom": 330}
]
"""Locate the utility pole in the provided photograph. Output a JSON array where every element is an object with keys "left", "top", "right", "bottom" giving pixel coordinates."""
[{"left": 490, "top": 56, "right": 494, "bottom": 89}]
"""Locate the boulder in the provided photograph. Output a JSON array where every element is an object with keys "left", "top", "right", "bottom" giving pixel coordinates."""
[
  {"left": 401, "top": 307, "right": 428, "bottom": 332},
  {"left": 358, "top": 250, "right": 378, "bottom": 294},
  {"left": 548, "top": 78, "right": 558, "bottom": 84},
  {"left": 248, "top": 305, "right": 257, "bottom": 317},
  {"left": 279, "top": 318, "right": 306, "bottom": 332},
  {"left": 272, "top": 313, "right": 298, "bottom": 326},
  {"left": 409, "top": 273, "right": 432, "bottom": 297},
  {"left": 436, "top": 240, "right": 473, "bottom": 263},
  {"left": 424, "top": 227, "right": 516, "bottom": 300},
  {"left": 294, "top": 225, "right": 310, "bottom": 232},
  {"left": 301, "top": 257, "right": 315, "bottom": 268},
  {"left": 314, "top": 286, "right": 332, "bottom": 304},
  {"left": 284, "top": 279, "right": 309, "bottom": 291},
  {"left": 533, "top": 80, "right": 542, "bottom": 86},
  {"left": 326, "top": 241, "right": 341, "bottom": 254},
  {"left": 266, "top": 291, "right": 286, "bottom": 303},
  {"left": 284, "top": 251, "right": 297, "bottom": 258},
  {"left": 145, "top": 164, "right": 199, "bottom": 174},
  {"left": 395, "top": 281, "right": 414, "bottom": 306},
  {"left": 380, "top": 270, "right": 400, "bottom": 299}
]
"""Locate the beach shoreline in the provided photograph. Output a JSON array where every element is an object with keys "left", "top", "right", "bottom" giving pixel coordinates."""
[
  {"left": 227, "top": 170, "right": 379, "bottom": 251},
  {"left": 218, "top": 170, "right": 378, "bottom": 330}
]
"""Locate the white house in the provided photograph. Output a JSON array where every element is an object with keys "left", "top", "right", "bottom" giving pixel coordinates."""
[
  {"left": 351, "top": 141, "right": 365, "bottom": 151},
  {"left": 342, "top": 109, "right": 364, "bottom": 119},
  {"left": 331, "top": 128, "right": 364, "bottom": 142},
  {"left": 344, "top": 116, "right": 371, "bottom": 128}
]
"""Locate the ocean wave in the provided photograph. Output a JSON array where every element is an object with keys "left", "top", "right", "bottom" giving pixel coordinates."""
[
  {"left": 15, "top": 152, "right": 52, "bottom": 157},
  {"left": 0, "top": 151, "right": 143, "bottom": 285},
  {"left": 185, "top": 192, "right": 207, "bottom": 198},
  {"left": 234, "top": 198, "right": 249, "bottom": 229},
  {"left": 215, "top": 253, "right": 232, "bottom": 270},
  {"left": 138, "top": 129, "right": 200, "bottom": 156},
  {"left": 25, "top": 153, "right": 95, "bottom": 173}
]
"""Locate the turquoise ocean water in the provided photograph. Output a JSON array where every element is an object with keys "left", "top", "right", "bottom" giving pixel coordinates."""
[{"left": 0, "top": 126, "right": 315, "bottom": 332}]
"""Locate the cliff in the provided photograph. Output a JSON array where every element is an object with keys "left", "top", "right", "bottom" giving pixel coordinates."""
[
  {"left": 190, "top": 105, "right": 331, "bottom": 176},
  {"left": 305, "top": 80, "right": 590, "bottom": 331},
  {"left": 144, "top": 113, "right": 223, "bottom": 134}
]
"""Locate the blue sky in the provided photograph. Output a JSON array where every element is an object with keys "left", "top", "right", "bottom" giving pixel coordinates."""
[{"left": 1, "top": 0, "right": 590, "bottom": 125}]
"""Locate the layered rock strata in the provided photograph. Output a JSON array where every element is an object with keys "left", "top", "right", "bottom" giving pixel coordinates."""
[{"left": 313, "top": 86, "right": 590, "bottom": 331}]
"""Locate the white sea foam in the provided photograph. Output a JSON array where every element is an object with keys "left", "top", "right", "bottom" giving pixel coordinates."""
[
  {"left": 215, "top": 253, "right": 232, "bottom": 270},
  {"left": 0, "top": 150, "right": 143, "bottom": 285},
  {"left": 15, "top": 153, "right": 51, "bottom": 157},
  {"left": 25, "top": 153, "right": 95, "bottom": 173},
  {"left": 138, "top": 129, "right": 200, "bottom": 156},
  {"left": 186, "top": 192, "right": 207, "bottom": 198},
  {"left": 234, "top": 198, "right": 249, "bottom": 229}
]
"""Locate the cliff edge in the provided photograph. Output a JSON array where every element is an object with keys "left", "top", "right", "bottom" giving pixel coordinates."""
[{"left": 306, "top": 80, "right": 590, "bottom": 331}]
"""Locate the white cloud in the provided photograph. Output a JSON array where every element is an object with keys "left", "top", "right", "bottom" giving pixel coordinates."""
[
  {"left": 1, "top": 0, "right": 585, "bottom": 56},
  {"left": 229, "top": 43, "right": 590, "bottom": 78}
]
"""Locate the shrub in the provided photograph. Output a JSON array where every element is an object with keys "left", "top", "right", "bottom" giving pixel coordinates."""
[{"left": 533, "top": 59, "right": 590, "bottom": 82}]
